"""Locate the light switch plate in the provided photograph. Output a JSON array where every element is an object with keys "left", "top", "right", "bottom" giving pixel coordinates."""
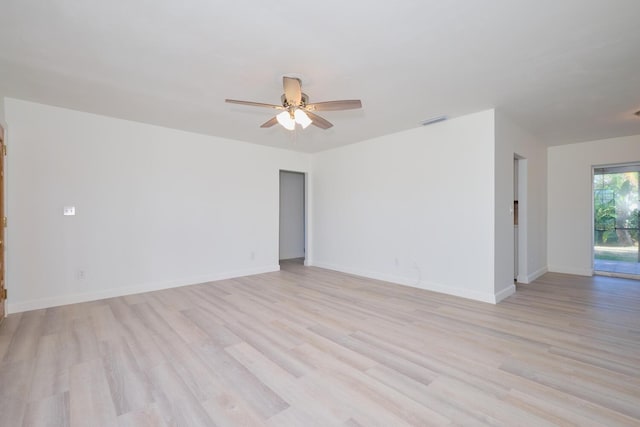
[{"left": 63, "top": 206, "right": 76, "bottom": 216}]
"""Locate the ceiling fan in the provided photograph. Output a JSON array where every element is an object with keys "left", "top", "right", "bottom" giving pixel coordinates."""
[{"left": 225, "top": 77, "right": 362, "bottom": 130}]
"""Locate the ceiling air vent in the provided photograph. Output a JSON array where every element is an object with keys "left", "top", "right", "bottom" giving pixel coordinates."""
[{"left": 420, "top": 116, "right": 447, "bottom": 126}]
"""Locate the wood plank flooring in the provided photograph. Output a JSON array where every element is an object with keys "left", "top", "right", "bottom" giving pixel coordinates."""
[{"left": 1, "top": 260, "right": 639, "bottom": 426}]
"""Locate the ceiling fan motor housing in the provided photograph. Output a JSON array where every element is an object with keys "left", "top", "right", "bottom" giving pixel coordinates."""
[{"left": 282, "top": 93, "right": 309, "bottom": 108}]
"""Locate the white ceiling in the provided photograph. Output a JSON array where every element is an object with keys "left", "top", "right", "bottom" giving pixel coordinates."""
[{"left": 1, "top": 0, "right": 639, "bottom": 153}]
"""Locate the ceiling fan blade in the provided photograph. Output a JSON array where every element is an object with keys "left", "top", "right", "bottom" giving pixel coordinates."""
[
  {"left": 306, "top": 111, "right": 333, "bottom": 129},
  {"left": 260, "top": 116, "right": 279, "bottom": 128},
  {"left": 225, "top": 99, "right": 284, "bottom": 109},
  {"left": 305, "top": 100, "right": 362, "bottom": 111},
  {"left": 283, "top": 77, "right": 302, "bottom": 106}
]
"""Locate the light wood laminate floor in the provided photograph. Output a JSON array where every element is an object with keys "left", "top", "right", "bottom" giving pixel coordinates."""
[{"left": 1, "top": 260, "right": 639, "bottom": 426}]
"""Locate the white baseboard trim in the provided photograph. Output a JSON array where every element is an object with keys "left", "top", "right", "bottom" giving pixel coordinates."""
[
  {"left": 7, "top": 265, "right": 280, "bottom": 314},
  {"left": 547, "top": 265, "right": 593, "bottom": 277},
  {"left": 494, "top": 284, "right": 516, "bottom": 303},
  {"left": 517, "top": 266, "right": 548, "bottom": 284},
  {"left": 309, "top": 261, "right": 501, "bottom": 304}
]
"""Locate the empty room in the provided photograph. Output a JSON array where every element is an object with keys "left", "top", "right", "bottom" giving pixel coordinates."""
[{"left": 1, "top": 1, "right": 640, "bottom": 426}]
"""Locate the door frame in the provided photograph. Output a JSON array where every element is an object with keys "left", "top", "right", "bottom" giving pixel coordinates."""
[
  {"left": 0, "top": 124, "right": 5, "bottom": 321},
  {"left": 514, "top": 154, "right": 527, "bottom": 283},
  {"left": 591, "top": 162, "right": 640, "bottom": 278}
]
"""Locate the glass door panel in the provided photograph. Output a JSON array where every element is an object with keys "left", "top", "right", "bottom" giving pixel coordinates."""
[{"left": 594, "top": 165, "right": 640, "bottom": 277}]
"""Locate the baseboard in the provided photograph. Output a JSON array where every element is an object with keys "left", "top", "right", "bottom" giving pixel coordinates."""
[
  {"left": 7, "top": 264, "right": 280, "bottom": 314},
  {"left": 517, "top": 266, "right": 548, "bottom": 284},
  {"left": 309, "top": 261, "right": 499, "bottom": 304},
  {"left": 494, "top": 284, "right": 516, "bottom": 303},
  {"left": 547, "top": 265, "right": 593, "bottom": 277}
]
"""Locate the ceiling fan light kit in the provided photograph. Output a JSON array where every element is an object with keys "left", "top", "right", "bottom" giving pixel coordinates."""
[
  {"left": 276, "top": 111, "right": 296, "bottom": 130},
  {"left": 226, "top": 77, "right": 362, "bottom": 131},
  {"left": 294, "top": 109, "right": 312, "bottom": 129}
]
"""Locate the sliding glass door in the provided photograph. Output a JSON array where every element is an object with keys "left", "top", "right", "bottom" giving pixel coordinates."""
[{"left": 593, "top": 164, "right": 640, "bottom": 277}]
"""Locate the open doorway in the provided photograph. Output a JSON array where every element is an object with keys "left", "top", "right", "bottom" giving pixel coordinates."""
[
  {"left": 279, "top": 171, "right": 306, "bottom": 265},
  {"left": 593, "top": 163, "right": 640, "bottom": 278},
  {"left": 514, "top": 155, "right": 526, "bottom": 283},
  {"left": 514, "top": 157, "right": 519, "bottom": 281}
]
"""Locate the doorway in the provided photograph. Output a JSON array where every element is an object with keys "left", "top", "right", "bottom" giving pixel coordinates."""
[
  {"left": 279, "top": 171, "right": 305, "bottom": 264},
  {"left": 514, "top": 155, "right": 526, "bottom": 282},
  {"left": 593, "top": 163, "right": 640, "bottom": 278}
]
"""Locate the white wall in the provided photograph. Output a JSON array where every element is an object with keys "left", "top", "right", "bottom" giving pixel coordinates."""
[
  {"left": 3, "top": 98, "right": 558, "bottom": 311},
  {"left": 494, "top": 111, "right": 548, "bottom": 291},
  {"left": 311, "top": 110, "right": 501, "bottom": 303},
  {"left": 548, "top": 134, "right": 640, "bottom": 275},
  {"left": 5, "top": 98, "right": 311, "bottom": 312},
  {"left": 279, "top": 171, "right": 305, "bottom": 260}
]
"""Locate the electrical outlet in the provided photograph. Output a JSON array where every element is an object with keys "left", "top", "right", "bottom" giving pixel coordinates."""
[
  {"left": 76, "top": 270, "right": 85, "bottom": 280},
  {"left": 250, "top": 251, "right": 255, "bottom": 261}
]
